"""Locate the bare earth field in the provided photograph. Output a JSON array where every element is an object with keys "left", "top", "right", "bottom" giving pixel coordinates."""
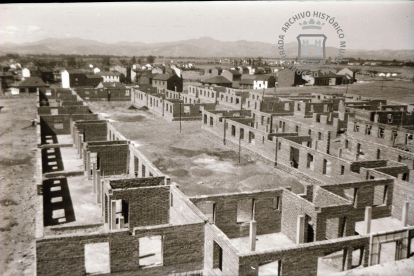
[
  {"left": 0, "top": 93, "right": 38, "bottom": 276},
  {"left": 88, "top": 101, "right": 305, "bottom": 196}
]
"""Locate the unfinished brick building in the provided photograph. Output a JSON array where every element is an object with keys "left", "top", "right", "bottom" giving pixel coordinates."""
[{"left": 34, "top": 85, "right": 414, "bottom": 276}]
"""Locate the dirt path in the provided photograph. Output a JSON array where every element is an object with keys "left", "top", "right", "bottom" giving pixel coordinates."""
[{"left": 0, "top": 94, "right": 38, "bottom": 276}]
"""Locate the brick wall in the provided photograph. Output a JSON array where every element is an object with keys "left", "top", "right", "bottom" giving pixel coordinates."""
[
  {"left": 88, "top": 144, "right": 129, "bottom": 176},
  {"left": 37, "top": 223, "right": 205, "bottom": 276},
  {"left": 75, "top": 121, "right": 108, "bottom": 142},
  {"left": 38, "top": 106, "right": 90, "bottom": 115},
  {"left": 111, "top": 185, "right": 170, "bottom": 228},
  {"left": 36, "top": 230, "right": 139, "bottom": 276},
  {"left": 390, "top": 177, "right": 414, "bottom": 225},
  {"left": 133, "top": 223, "right": 205, "bottom": 275},
  {"left": 238, "top": 235, "right": 370, "bottom": 276},
  {"left": 40, "top": 115, "right": 71, "bottom": 135},
  {"left": 204, "top": 224, "right": 240, "bottom": 275},
  {"left": 190, "top": 189, "right": 283, "bottom": 239},
  {"left": 76, "top": 88, "right": 131, "bottom": 101},
  {"left": 321, "top": 179, "right": 394, "bottom": 222}
]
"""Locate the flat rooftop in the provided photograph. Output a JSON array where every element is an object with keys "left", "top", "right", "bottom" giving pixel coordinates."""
[
  {"left": 88, "top": 102, "right": 306, "bottom": 196},
  {"left": 42, "top": 138, "right": 84, "bottom": 174},
  {"left": 42, "top": 176, "right": 102, "bottom": 233},
  {"left": 355, "top": 217, "right": 406, "bottom": 235}
]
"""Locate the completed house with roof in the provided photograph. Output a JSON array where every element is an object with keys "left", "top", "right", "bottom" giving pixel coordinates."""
[
  {"left": 337, "top": 68, "right": 354, "bottom": 83},
  {"left": 201, "top": 76, "right": 233, "bottom": 88},
  {"left": 221, "top": 69, "right": 242, "bottom": 82},
  {"left": 314, "top": 72, "right": 347, "bottom": 86},
  {"left": 10, "top": 77, "right": 46, "bottom": 95},
  {"left": 253, "top": 75, "right": 276, "bottom": 89},
  {"left": 97, "top": 71, "right": 123, "bottom": 82},
  {"left": 153, "top": 74, "right": 183, "bottom": 93}
]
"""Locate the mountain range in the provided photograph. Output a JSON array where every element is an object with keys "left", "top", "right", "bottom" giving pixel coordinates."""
[{"left": 0, "top": 37, "right": 413, "bottom": 61}]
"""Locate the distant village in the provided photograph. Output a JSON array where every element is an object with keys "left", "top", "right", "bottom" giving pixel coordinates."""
[{"left": 0, "top": 54, "right": 412, "bottom": 96}]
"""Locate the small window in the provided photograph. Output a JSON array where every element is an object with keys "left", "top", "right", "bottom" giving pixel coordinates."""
[
  {"left": 378, "top": 128, "right": 384, "bottom": 138},
  {"left": 139, "top": 236, "right": 163, "bottom": 267},
  {"left": 237, "top": 198, "right": 254, "bottom": 223},
  {"left": 54, "top": 118, "right": 64, "bottom": 129},
  {"left": 85, "top": 243, "right": 110, "bottom": 274},
  {"left": 184, "top": 106, "right": 190, "bottom": 114},
  {"left": 354, "top": 122, "right": 359, "bottom": 132},
  {"left": 213, "top": 241, "right": 223, "bottom": 271},
  {"left": 318, "top": 132, "right": 322, "bottom": 140},
  {"left": 387, "top": 114, "right": 393, "bottom": 123},
  {"left": 341, "top": 165, "right": 345, "bottom": 175}
]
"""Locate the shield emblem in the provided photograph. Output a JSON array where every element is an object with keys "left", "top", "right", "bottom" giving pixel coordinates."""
[{"left": 297, "top": 34, "right": 327, "bottom": 70}]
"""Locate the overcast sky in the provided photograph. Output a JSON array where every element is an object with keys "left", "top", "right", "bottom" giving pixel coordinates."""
[{"left": 0, "top": 2, "right": 413, "bottom": 50}]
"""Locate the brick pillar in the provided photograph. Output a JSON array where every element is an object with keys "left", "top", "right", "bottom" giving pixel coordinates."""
[
  {"left": 74, "top": 129, "right": 77, "bottom": 148},
  {"left": 119, "top": 216, "right": 124, "bottom": 229},
  {"left": 249, "top": 220, "right": 257, "bottom": 251},
  {"left": 344, "top": 248, "right": 353, "bottom": 271},
  {"left": 402, "top": 201, "right": 409, "bottom": 227},
  {"left": 364, "top": 206, "right": 372, "bottom": 234},
  {"left": 86, "top": 152, "right": 91, "bottom": 178},
  {"left": 138, "top": 158, "right": 142, "bottom": 177},
  {"left": 92, "top": 162, "right": 97, "bottom": 194},
  {"left": 79, "top": 139, "right": 83, "bottom": 159},
  {"left": 102, "top": 183, "right": 105, "bottom": 216},
  {"left": 297, "top": 215, "right": 305, "bottom": 244},
  {"left": 96, "top": 170, "right": 101, "bottom": 203},
  {"left": 77, "top": 134, "right": 81, "bottom": 154},
  {"left": 111, "top": 200, "right": 117, "bottom": 230}
]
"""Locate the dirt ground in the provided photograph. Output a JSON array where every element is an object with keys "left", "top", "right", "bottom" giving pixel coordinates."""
[
  {"left": 89, "top": 101, "right": 306, "bottom": 196},
  {"left": 0, "top": 93, "right": 38, "bottom": 276}
]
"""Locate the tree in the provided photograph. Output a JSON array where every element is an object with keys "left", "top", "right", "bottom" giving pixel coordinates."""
[
  {"left": 67, "top": 57, "right": 77, "bottom": 68},
  {"left": 147, "top": 55, "right": 155, "bottom": 64},
  {"left": 131, "top": 56, "right": 136, "bottom": 64},
  {"left": 120, "top": 59, "right": 129, "bottom": 66},
  {"left": 102, "top": 56, "right": 111, "bottom": 66}
]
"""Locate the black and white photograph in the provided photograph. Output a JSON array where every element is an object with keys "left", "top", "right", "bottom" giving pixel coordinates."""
[{"left": 0, "top": 1, "right": 413, "bottom": 276}]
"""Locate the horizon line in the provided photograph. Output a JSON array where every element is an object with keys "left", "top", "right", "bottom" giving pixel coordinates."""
[{"left": 1, "top": 36, "right": 413, "bottom": 52}]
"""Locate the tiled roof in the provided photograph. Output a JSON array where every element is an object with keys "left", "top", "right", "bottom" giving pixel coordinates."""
[
  {"left": 153, "top": 74, "right": 173, "bottom": 81},
  {"left": 315, "top": 72, "right": 344, "bottom": 78},
  {"left": 11, "top": 77, "right": 46, "bottom": 87},
  {"left": 0, "top": 72, "right": 14, "bottom": 77},
  {"left": 98, "top": 71, "right": 122, "bottom": 77},
  {"left": 67, "top": 69, "right": 85, "bottom": 74},
  {"left": 239, "top": 79, "right": 254, "bottom": 85},
  {"left": 202, "top": 76, "right": 232, "bottom": 84},
  {"left": 86, "top": 74, "right": 103, "bottom": 79},
  {"left": 100, "top": 82, "right": 125, "bottom": 88},
  {"left": 255, "top": 75, "right": 275, "bottom": 81}
]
